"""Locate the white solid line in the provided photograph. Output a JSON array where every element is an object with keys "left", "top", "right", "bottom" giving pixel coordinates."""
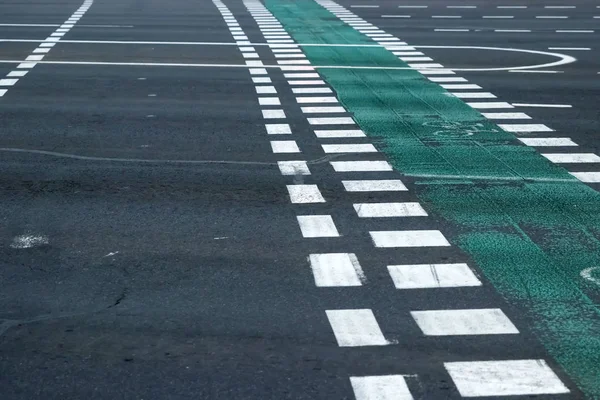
[
  {"left": 0, "top": 23, "right": 60, "bottom": 27},
  {"left": 296, "top": 96, "right": 338, "bottom": 104},
  {"left": 292, "top": 87, "right": 332, "bottom": 94},
  {"left": 343, "top": 180, "right": 407, "bottom": 192},
  {"left": 388, "top": 263, "right": 481, "bottom": 289},
  {"left": 548, "top": 47, "right": 590, "bottom": 51},
  {"left": 314, "top": 129, "right": 365, "bottom": 138},
  {"left": 301, "top": 106, "right": 346, "bottom": 113},
  {"left": 451, "top": 92, "right": 497, "bottom": 99},
  {"left": 297, "top": 215, "right": 340, "bottom": 237},
  {"left": 287, "top": 184, "right": 325, "bottom": 203},
  {"left": 411, "top": 308, "right": 519, "bottom": 336},
  {"left": 354, "top": 202, "right": 427, "bottom": 218},
  {"left": 265, "top": 123, "right": 291, "bottom": 134},
  {"left": 262, "top": 109, "right": 286, "bottom": 119},
  {"left": 308, "top": 117, "right": 355, "bottom": 125},
  {"left": 278, "top": 160, "right": 310, "bottom": 175},
  {"left": 310, "top": 253, "right": 364, "bottom": 287},
  {"left": 322, "top": 144, "right": 377, "bottom": 153},
  {"left": 370, "top": 230, "right": 451, "bottom": 248},
  {"left": 331, "top": 161, "right": 393, "bottom": 172},
  {"left": 482, "top": 112, "right": 531, "bottom": 120},
  {"left": 445, "top": 360, "right": 570, "bottom": 396},
  {"left": 518, "top": 137, "right": 577, "bottom": 147},
  {"left": 441, "top": 84, "right": 482, "bottom": 90},
  {"left": 498, "top": 123, "right": 554, "bottom": 133},
  {"left": 258, "top": 97, "right": 280, "bottom": 105},
  {"left": 350, "top": 375, "right": 413, "bottom": 400},
  {"left": 468, "top": 102, "right": 514, "bottom": 109},
  {"left": 326, "top": 309, "right": 389, "bottom": 347},
  {"left": 542, "top": 153, "right": 600, "bottom": 163},
  {"left": 571, "top": 172, "right": 600, "bottom": 183},
  {"left": 512, "top": 102, "right": 572, "bottom": 108},
  {"left": 271, "top": 140, "right": 300, "bottom": 153}
]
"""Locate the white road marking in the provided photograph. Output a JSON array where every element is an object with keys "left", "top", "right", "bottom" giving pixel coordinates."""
[
  {"left": 495, "top": 29, "right": 531, "bottom": 32},
  {"left": 381, "top": 15, "right": 411, "bottom": 18},
  {"left": 258, "top": 97, "right": 281, "bottom": 105},
  {"left": 432, "top": 15, "right": 462, "bottom": 18},
  {"left": 483, "top": 15, "right": 514, "bottom": 18},
  {"left": 448, "top": 5, "right": 476, "bottom": 8},
  {"left": 481, "top": 112, "right": 531, "bottom": 119},
  {"left": 408, "top": 63, "right": 445, "bottom": 69},
  {"left": 7, "top": 70, "right": 27, "bottom": 77},
  {"left": 0, "top": 79, "right": 18, "bottom": 86},
  {"left": 545, "top": 5, "right": 575, "bottom": 8},
  {"left": 354, "top": 202, "right": 427, "bottom": 218},
  {"left": 411, "top": 308, "right": 519, "bottom": 336},
  {"left": 331, "top": 161, "right": 393, "bottom": 172},
  {"left": 445, "top": 360, "right": 569, "bottom": 396},
  {"left": 265, "top": 123, "right": 291, "bottom": 134},
  {"left": 434, "top": 29, "right": 469, "bottom": 32},
  {"left": 440, "top": 84, "right": 481, "bottom": 89},
  {"left": 326, "top": 309, "right": 390, "bottom": 347},
  {"left": 297, "top": 215, "right": 340, "bottom": 237},
  {"left": 537, "top": 15, "right": 568, "bottom": 18},
  {"left": 498, "top": 5, "right": 526, "bottom": 8},
  {"left": 289, "top": 80, "right": 326, "bottom": 86},
  {"left": 274, "top": 53, "right": 306, "bottom": 58},
  {"left": 256, "top": 85, "right": 277, "bottom": 94},
  {"left": 322, "top": 144, "right": 377, "bottom": 153},
  {"left": 343, "top": 180, "right": 407, "bottom": 192},
  {"left": 262, "top": 109, "right": 286, "bottom": 119},
  {"left": 556, "top": 30, "right": 594, "bottom": 33},
  {"left": 511, "top": 102, "right": 572, "bottom": 108},
  {"left": 570, "top": 172, "right": 600, "bottom": 183},
  {"left": 271, "top": 140, "right": 300, "bottom": 153},
  {"left": 548, "top": 47, "right": 590, "bottom": 51},
  {"left": 399, "top": 56, "right": 433, "bottom": 62},
  {"left": 292, "top": 87, "right": 332, "bottom": 94},
  {"left": 309, "top": 253, "right": 365, "bottom": 287},
  {"left": 278, "top": 160, "right": 310, "bottom": 175},
  {"left": 370, "top": 230, "right": 451, "bottom": 248},
  {"left": 350, "top": 375, "right": 414, "bottom": 400},
  {"left": 468, "top": 102, "right": 514, "bottom": 109},
  {"left": 451, "top": 92, "right": 497, "bottom": 99},
  {"left": 252, "top": 76, "right": 271, "bottom": 83},
  {"left": 314, "top": 129, "right": 365, "bottom": 138},
  {"left": 498, "top": 123, "right": 554, "bottom": 133},
  {"left": 518, "top": 137, "right": 577, "bottom": 147},
  {"left": 296, "top": 96, "right": 338, "bottom": 103},
  {"left": 388, "top": 263, "right": 481, "bottom": 289},
  {"left": 542, "top": 153, "right": 600, "bottom": 163},
  {"left": 301, "top": 106, "right": 346, "bottom": 113},
  {"left": 350, "top": 5, "right": 379, "bottom": 7},
  {"left": 428, "top": 77, "right": 467, "bottom": 82},
  {"left": 397, "top": 5, "right": 427, "bottom": 8},
  {"left": 287, "top": 184, "right": 326, "bottom": 203},
  {"left": 308, "top": 117, "right": 355, "bottom": 125}
]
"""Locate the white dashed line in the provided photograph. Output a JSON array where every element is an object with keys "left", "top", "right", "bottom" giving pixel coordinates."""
[
  {"left": 350, "top": 375, "right": 414, "bottom": 400},
  {"left": 411, "top": 309, "right": 519, "bottom": 336},
  {"left": 326, "top": 309, "right": 390, "bottom": 347},
  {"left": 297, "top": 215, "right": 340, "bottom": 237},
  {"left": 370, "top": 230, "right": 451, "bottom": 248},
  {"left": 309, "top": 253, "right": 365, "bottom": 287},
  {"left": 387, "top": 263, "right": 482, "bottom": 289},
  {"left": 445, "top": 360, "right": 570, "bottom": 397},
  {"left": 354, "top": 202, "right": 427, "bottom": 218}
]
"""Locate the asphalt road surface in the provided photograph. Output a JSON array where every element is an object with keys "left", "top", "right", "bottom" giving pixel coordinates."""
[{"left": 0, "top": 0, "right": 599, "bottom": 399}]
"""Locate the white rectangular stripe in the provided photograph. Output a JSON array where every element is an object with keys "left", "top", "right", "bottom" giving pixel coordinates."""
[
  {"left": 343, "top": 180, "right": 407, "bottom": 192},
  {"left": 308, "top": 117, "right": 354, "bottom": 125},
  {"left": 445, "top": 360, "right": 569, "bottom": 397},
  {"left": 542, "top": 153, "right": 600, "bottom": 163},
  {"left": 411, "top": 308, "right": 519, "bottom": 336},
  {"left": 322, "top": 144, "right": 377, "bottom": 153},
  {"left": 331, "top": 161, "right": 393, "bottom": 172},
  {"left": 482, "top": 112, "right": 531, "bottom": 120},
  {"left": 325, "top": 309, "right": 389, "bottom": 347},
  {"left": 271, "top": 140, "right": 300, "bottom": 153},
  {"left": 519, "top": 137, "right": 577, "bottom": 147},
  {"left": 309, "top": 253, "right": 364, "bottom": 287},
  {"left": 468, "top": 102, "right": 514, "bottom": 109},
  {"left": 571, "top": 172, "right": 600, "bottom": 182},
  {"left": 265, "top": 124, "right": 291, "bottom": 134},
  {"left": 370, "top": 230, "right": 450, "bottom": 247},
  {"left": 451, "top": 92, "right": 497, "bottom": 99},
  {"left": 278, "top": 160, "right": 310, "bottom": 175},
  {"left": 297, "top": 215, "right": 339, "bottom": 237},
  {"left": 350, "top": 375, "right": 414, "bottom": 400},
  {"left": 296, "top": 96, "right": 338, "bottom": 104},
  {"left": 287, "top": 184, "right": 325, "bottom": 203},
  {"left": 441, "top": 84, "right": 482, "bottom": 89},
  {"left": 302, "top": 106, "right": 346, "bottom": 113},
  {"left": 354, "top": 202, "right": 427, "bottom": 217},
  {"left": 315, "top": 130, "right": 365, "bottom": 138},
  {"left": 499, "top": 124, "right": 553, "bottom": 132},
  {"left": 388, "top": 263, "right": 481, "bottom": 289},
  {"left": 293, "top": 87, "right": 332, "bottom": 94}
]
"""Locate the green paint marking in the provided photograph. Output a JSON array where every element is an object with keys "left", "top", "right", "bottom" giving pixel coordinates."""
[{"left": 265, "top": 0, "right": 600, "bottom": 397}]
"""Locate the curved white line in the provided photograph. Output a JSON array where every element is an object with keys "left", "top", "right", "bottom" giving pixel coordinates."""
[{"left": 415, "top": 45, "right": 576, "bottom": 71}]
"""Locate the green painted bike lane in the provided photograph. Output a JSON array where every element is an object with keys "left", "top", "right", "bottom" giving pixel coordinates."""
[{"left": 264, "top": 0, "right": 600, "bottom": 397}]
